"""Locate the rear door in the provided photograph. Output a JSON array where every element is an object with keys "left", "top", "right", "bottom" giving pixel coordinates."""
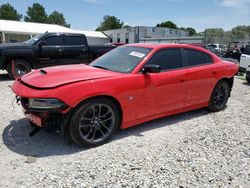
[
  {"left": 136, "top": 48, "right": 187, "bottom": 119},
  {"left": 184, "top": 48, "right": 217, "bottom": 106},
  {"left": 61, "top": 35, "right": 90, "bottom": 64},
  {"left": 240, "top": 46, "right": 250, "bottom": 71}
]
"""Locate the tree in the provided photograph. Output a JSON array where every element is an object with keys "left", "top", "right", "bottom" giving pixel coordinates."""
[
  {"left": 96, "top": 15, "right": 123, "bottom": 31},
  {"left": 186, "top": 27, "right": 197, "bottom": 36},
  {"left": 205, "top": 28, "right": 225, "bottom": 37},
  {"left": 0, "top": 3, "right": 22, "bottom": 21},
  {"left": 156, "top": 21, "right": 177, "bottom": 29},
  {"left": 229, "top": 25, "right": 250, "bottom": 39},
  {"left": 180, "top": 27, "right": 197, "bottom": 36},
  {"left": 48, "top": 11, "right": 70, "bottom": 28},
  {"left": 24, "top": 3, "right": 48, "bottom": 23}
]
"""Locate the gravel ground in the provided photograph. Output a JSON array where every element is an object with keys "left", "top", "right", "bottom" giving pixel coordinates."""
[{"left": 0, "top": 70, "right": 249, "bottom": 187}]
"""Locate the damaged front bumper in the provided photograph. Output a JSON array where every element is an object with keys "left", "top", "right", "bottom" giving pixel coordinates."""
[{"left": 17, "top": 96, "right": 72, "bottom": 137}]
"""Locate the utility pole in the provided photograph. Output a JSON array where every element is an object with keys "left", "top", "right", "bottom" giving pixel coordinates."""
[{"left": 204, "top": 29, "right": 207, "bottom": 44}]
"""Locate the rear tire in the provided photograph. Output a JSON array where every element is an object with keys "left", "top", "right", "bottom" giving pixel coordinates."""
[
  {"left": 69, "top": 98, "right": 120, "bottom": 147},
  {"left": 7, "top": 59, "right": 31, "bottom": 79},
  {"left": 246, "top": 72, "right": 250, "bottom": 83},
  {"left": 209, "top": 80, "right": 230, "bottom": 112}
]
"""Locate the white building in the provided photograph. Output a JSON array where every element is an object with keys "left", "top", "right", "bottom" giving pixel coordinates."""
[
  {"left": 103, "top": 26, "right": 190, "bottom": 44},
  {"left": 140, "top": 36, "right": 204, "bottom": 44},
  {"left": 0, "top": 19, "right": 109, "bottom": 45}
]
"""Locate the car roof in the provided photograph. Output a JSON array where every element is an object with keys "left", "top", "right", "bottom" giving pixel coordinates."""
[
  {"left": 125, "top": 43, "right": 222, "bottom": 62},
  {"left": 44, "top": 32, "right": 85, "bottom": 37},
  {"left": 126, "top": 43, "right": 207, "bottom": 50}
]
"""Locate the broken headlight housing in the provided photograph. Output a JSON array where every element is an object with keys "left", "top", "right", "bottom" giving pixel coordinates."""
[{"left": 28, "top": 98, "right": 66, "bottom": 111}]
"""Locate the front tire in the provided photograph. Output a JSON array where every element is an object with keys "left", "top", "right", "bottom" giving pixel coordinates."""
[
  {"left": 209, "top": 80, "right": 230, "bottom": 112},
  {"left": 69, "top": 98, "right": 120, "bottom": 147},
  {"left": 7, "top": 59, "right": 31, "bottom": 79}
]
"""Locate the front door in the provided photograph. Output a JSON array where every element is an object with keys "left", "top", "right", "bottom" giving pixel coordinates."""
[
  {"left": 135, "top": 48, "right": 187, "bottom": 119},
  {"left": 36, "top": 35, "right": 62, "bottom": 68}
]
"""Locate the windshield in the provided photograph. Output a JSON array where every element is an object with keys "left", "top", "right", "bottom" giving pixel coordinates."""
[
  {"left": 23, "top": 33, "right": 46, "bottom": 45},
  {"left": 90, "top": 46, "right": 152, "bottom": 73}
]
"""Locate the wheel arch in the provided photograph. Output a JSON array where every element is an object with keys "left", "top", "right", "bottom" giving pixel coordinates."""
[
  {"left": 218, "top": 77, "right": 234, "bottom": 91},
  {"left": 3, "top": 55, "right": 34, "bottom": 69},
  {"left": 71, "top": 95, "right": 123, "bottom": 127},
  {"left": 213, "top": 77, "right": 234, "bottom": 97}
]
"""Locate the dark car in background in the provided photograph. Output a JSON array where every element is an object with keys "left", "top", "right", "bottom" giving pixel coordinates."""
[{"left": 0, "top": 32, "right": 116, "bottom": 79}]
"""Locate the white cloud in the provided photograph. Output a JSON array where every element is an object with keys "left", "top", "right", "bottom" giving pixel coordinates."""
[{"left": 220, "top": 0, "right": 250, "bottom": 7}]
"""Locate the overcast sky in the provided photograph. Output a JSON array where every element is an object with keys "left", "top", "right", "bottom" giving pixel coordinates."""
[{"left": 1, "top": 0, "right": 250, "bottom": 32}]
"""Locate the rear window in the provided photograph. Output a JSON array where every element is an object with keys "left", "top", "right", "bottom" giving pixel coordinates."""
[
  {"left": 64, "top": 36, "right": 86, "bottom": 45},
  {"left": 243, "top": 46, "right": 250, "bottom": 55},
  {"left": 185, "top": 49, "right": 212, "bottom": 66}
]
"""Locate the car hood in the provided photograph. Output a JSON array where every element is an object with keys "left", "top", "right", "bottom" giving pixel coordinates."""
[
  {"left": 0, "top": 43, "right": 32, "bottom": 50},
  {"left": 21, "top": 64, "right": 122, "bottom": 89}
]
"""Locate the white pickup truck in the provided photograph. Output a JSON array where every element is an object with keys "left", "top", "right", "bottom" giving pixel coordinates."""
[{"left": 240, "top": 45, "right": 250, "bottom": 82}]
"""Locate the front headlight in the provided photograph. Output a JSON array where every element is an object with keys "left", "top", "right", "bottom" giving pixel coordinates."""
[{"left": 28, "top": 98, "right": 66, "bottom": 110}]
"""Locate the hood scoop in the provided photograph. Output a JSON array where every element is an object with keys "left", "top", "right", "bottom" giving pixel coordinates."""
[{"left": 39, "top": 69, "right": 47, "bottom": 75}]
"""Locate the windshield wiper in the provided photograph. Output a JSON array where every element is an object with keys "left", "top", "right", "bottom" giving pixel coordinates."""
[{"left": 92, "top": 65, "right": 109, "bottom": 70}]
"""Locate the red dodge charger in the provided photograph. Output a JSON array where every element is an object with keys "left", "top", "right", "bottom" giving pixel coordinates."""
[{"left": 12, "top": 44, "right": 239, "bottom": 147}]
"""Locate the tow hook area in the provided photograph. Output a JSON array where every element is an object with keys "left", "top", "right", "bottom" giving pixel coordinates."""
[{"left": 16, "top": 95, "right": 21, "bottom": 104}]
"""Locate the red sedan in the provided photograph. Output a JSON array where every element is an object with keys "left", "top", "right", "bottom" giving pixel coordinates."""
[{"left": 12, "top": 44, "right": 239, "bottom": 147}]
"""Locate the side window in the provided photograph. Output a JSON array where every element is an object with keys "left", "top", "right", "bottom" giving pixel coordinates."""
[
  {"left": 147, "top": 49, "right": 183, "bottom": 71},
  {"left": 204, "top": 53, "right": 213, "bottom": 64},
  {"left": 44, "top": 36, "right": 61, "bottom": 46},
  {"left": 64, "top": 36, "right": 85, "bottom": 45},
  {"left": 185, "top": 49, "right": 212, "bottom": 66},
  {"left": 243, "top": 46, "right": 250, "bottom": 55}
]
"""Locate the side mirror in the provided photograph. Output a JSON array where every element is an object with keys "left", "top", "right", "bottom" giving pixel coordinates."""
[
  {"left": 142, "top": 64, "right": 161, "bottom": 74},
  {"left": 38, "top": 41, "right": 46, "bottom": 48}
]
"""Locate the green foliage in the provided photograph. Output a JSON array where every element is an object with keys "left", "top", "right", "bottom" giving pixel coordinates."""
[
  {"left": 48, "top": 11, "right": 70, "bottom": 28},
  {"left": 0, "top": 3, "right": 22, "bottom": 21},
  {"left": 185, "top": 27, "right": 197, "bottom": 36},
  {"left": 202, "top": 26, "right": 250, "bottom": 44},
  {"left": 156, "top": 21, "right": 177, "bottom": 29},
  {"left": 96, "top": 15, "right": 124, "bottom": 31},
  {"left": 24, "top": 3, "right": 48, "bottom": 23},
  {"left": 230, "top": 25, "right": 250, "bottom": 39},
  {"left": 180, "top": 27, "right": 197, "bottom": 36},
  {"left": 205, "top": 28, "right": 225, "bottom": 37},
  {"left": 23, "top": 3, "right": 70, "bottom": 27}
]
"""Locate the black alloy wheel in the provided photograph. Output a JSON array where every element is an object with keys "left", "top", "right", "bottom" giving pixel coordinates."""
[
  {"left": 209, "top": 80, "right": 230, "bottom": 112},
  {"left": 69, "top": 98, "right": 120, "bottom": 147}
]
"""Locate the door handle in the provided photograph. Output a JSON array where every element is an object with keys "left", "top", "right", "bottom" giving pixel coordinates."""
[
  {"left": 179, "top": 79, "right": 186, "bottom": 82},
  {"left": 241, "top": 55, "right": 246, "bottom": 58},
  {"left": 212, "top": 71, "right": 217, "bottom": 75}
]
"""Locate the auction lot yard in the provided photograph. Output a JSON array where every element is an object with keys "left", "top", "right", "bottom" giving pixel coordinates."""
[{"left": 0, "top": 70, "right": 249, "bottom": 187}]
